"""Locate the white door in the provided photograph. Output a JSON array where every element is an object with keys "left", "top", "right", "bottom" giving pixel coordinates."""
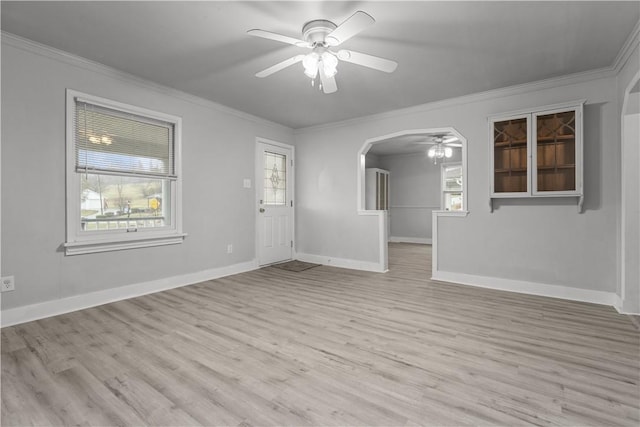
[{"left": 256, "top": 140, "right": 293, "bottom": 265}]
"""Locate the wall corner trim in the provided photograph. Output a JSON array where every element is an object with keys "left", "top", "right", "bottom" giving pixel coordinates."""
[
  {"left": 0, "top": 259, "right": 259, "bottom": 328},
  {"left": 296, "top": 252, "right": 387, "bottom": 273},
  {"left": 431, "top": 270, "right": 617, "bottom": 307},
  {"left": 614, "top": 293, "right": 624, "bottom": 313}
]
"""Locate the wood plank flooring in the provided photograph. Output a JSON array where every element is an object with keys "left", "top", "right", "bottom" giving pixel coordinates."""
[{"left": 2, "top": 243, "right": 639, "bottom": 426}]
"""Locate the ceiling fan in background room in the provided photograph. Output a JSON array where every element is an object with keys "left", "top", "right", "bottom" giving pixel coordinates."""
[
  {"left": 412, "top": 134, "right": 462, "bottom": 163},
  {"left": 247, "top": 11, "right": 398, "bottom": 94}
]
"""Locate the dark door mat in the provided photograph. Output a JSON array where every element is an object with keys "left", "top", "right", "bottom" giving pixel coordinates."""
[{"left": 271, "top": 260, "right": 321, "bottom": 272}]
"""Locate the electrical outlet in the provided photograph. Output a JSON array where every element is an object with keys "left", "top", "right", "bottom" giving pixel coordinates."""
[
  {"left": 227, "top": 244, "right": 233, "bottom": 254},
  {"left": 1, "top": 276, "right": 15, "bottom": 292}
]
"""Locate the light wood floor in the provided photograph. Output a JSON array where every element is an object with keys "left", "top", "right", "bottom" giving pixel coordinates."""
[{"left": 2, "top": 243, "right": 639, "bottom": 426}]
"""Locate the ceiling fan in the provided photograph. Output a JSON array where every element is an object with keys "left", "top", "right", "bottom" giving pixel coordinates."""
[
  {"left": 412, "top": 134, "right": 462, "bottom": 163},
  {"left": 247, "top": 11, "right": 398, "bottom": 94}
]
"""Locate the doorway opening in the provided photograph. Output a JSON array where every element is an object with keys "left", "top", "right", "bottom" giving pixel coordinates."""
[{"left": 357, "top": 128, "right": 468, "bottom": 273}]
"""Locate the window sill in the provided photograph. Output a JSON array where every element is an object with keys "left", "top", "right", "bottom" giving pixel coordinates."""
[
  {"left": 64, "top": 233, "right": 187, "bottom": 255},
  {"left": 432, "top": 210, "right": 469, "bottom": 217}
]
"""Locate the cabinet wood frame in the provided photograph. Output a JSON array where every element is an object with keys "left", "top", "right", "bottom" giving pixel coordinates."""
[{"left": 488, "top": 100, "right": 585, "bottom": 213}]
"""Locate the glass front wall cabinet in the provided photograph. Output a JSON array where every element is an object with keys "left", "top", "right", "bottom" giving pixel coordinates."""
[{"left": 489, "top": 101, "right": 584, "bottom": 212}]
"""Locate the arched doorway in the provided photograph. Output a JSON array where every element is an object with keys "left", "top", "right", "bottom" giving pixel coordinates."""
[{"left": 357, "top": 128, "right": 468, "bottom": 273}]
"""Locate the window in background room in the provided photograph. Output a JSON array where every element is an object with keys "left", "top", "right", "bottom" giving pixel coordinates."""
[
  {"left": 441, "top": 163, "right": 463, "bottom": 211},
  {"left": 65, "top": 90, "right": 184, "bottom": 255}
]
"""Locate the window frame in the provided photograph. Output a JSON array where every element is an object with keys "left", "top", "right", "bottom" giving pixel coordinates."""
[
  {"left": 65, "top": 89, "right": 185, "bottom": 255},
  {"left": 441, "top": 162, "right": 464, "bottom": 211}
]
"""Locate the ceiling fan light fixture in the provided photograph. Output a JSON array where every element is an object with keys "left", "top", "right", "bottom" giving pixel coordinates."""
[
  {"left": 444, "top": 146, "right": 453, "bottom": 157},
  {"left": 321, "top": 52, "right": 338, "bottom": 77},
  {"left": 427, "top": 143, "right": 453, "bottom": 163},
  {"left": 303, "top": 52, "right": 320, "bottom": 78},
  {"left": 249, "top": 11, "right": 397, "bottom": 93}
]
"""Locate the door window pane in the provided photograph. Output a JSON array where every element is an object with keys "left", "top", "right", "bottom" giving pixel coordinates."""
[{"left": 264, "top": 151, "right": 286, "bottom": 205}]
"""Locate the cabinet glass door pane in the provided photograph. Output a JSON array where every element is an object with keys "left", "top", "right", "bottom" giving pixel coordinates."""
[
  {"left": 536, "top": 111, "right": 576, "bottom": 192},
  {"left": 493, "top": 117, "right": 528, "bottom": 193}
]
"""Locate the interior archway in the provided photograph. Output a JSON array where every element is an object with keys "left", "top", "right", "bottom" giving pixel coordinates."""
[{"left": 357, "top": 128, "right": 468, "bottom": 272}]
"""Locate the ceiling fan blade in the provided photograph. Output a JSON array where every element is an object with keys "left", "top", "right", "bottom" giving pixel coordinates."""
[
  {"left": 337, "top": 49, "right": 397, "bottom": 73},
  {"left": 319, "top": 66, "right": 337, "bottom": 94},
  {"left": 443, "top": 136, "right": 459, "bottom": 143},
  {"left": 446, "top": 143, "right": 463, "bottom": 147},
  {"left": 247, "top": 29, "right": 310, "bottom": 48},
  {"left": 255, "top": 55, "right": 305, "bottom": 78},
  {"left": 325, "top": 11, "right": 375, "bottom": 46}
]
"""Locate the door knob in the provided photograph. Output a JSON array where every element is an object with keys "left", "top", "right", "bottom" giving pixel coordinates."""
[{"left": 259, "top": 208, "right": 265, "bottom": 213}]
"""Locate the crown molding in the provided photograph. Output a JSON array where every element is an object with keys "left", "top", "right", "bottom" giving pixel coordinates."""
[
  {"left": 294, "top": 65, "right": 616, "bottom": 135},
  {"left": 295, "top": 22, "right": 640, "bottom": 136},
  {"left": 613, "top": 18, "right": 640, "bottom": 74},
  {"left": 1, "top": 31, "right": 292, "bottom": 134}
]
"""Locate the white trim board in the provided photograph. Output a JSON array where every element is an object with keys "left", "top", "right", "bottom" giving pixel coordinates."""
[
  {"left": 295, "top": 68, "right": 616, "bottom": 135},
  {"left": 431, "top": 270, "right": 617, "bottom": 307},
  {"left": 614, "top": 293, "right": 624, "bottom": 314},
  {"left": 0, "top": 260, "right": 258, "bottom": 328},
  {"left": 389, "top": 236, "right": 432, "bottom": 245},
  {"left": 296, "top": 252, "right": 387, "bottom": 273}
]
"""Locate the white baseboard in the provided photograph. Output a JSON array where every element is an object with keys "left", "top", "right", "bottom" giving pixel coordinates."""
[
  {"left": 431, "top": 270, "right": 617, "bottom": 307},
  {"left": 296, "top": 252, "right": 387, "bottom": 273},
  {"left": 614, "top": 293, "right": 624, "bottom": 313},
  {"left": 389, "top": 236, "right": 432, "bottom": 244},
  {"left": 0, "top": 259, "right": 258, "bottom": 328},
  {"left": 613, "top": 294, "right": 640, "bottom": 315}
]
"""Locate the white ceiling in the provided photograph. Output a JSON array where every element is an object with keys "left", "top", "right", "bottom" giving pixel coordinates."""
[{"left": 2, "top": 1, "right": 638, "bottom": 129}]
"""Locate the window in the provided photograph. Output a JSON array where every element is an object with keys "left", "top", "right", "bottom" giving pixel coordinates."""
[
  {"left": 65, "top": 90, "right": 184, "bottom": 255},
  {"left": 441, "top": 163, "right": 463, "bottom": 211}
]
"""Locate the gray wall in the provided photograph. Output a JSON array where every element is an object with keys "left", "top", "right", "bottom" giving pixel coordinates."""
[
  {"left": 377, "top": 152, "right": 461, "bottom": 241},
  {"left": 2, "top": 33, "right": 637, "bottom": 315},
  {"left": 1, "top": 38, "right": 293, "bottom": 310},
  {"left": 294, "top": 75, "right": 621, "bottom": 293}
]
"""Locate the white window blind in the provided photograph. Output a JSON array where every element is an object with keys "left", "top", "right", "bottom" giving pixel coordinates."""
[{"left": 75, "top": 99, "right": 175, "bottom": 179}]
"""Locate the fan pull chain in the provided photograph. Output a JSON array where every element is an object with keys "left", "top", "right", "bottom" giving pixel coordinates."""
[{"left": 310, "top": 75, "right": 323, "bottom": 92}]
